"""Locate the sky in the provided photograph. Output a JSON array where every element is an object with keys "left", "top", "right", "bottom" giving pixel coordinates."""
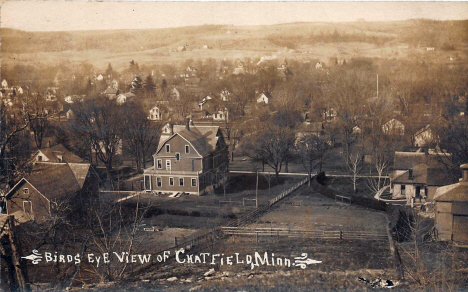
[{"left": 2, "top": 1, "right": 468, "bottom": 32}]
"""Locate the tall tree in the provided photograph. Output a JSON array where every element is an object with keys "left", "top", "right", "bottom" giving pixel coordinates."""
[
  {"left": 144, "top": 75, "right": 156, "bottom": 98},
  {"left": 122, "top": 101, "right": 161, "bottom": 172},
  {"left": 295, "top": 134, "right": 329, "bottom": 186},
  {"left": 71, "top": 96, "right": 123, "bottom": 188}
]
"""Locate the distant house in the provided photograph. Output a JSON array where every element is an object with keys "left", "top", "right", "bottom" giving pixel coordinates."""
[
  {"left": 32, "top": 144, "right": 84, "bottom": 163},
  {"left": 382, "top": 118, "right": 405, "bottom": 136},
  {"left": 212, "top": 110, "right": 229, "bottom": 122},
  {"left": 390, "top": 150, "right": 457, "bottom": 204},
  {"left": 65, "top": 96, "right": 74, "bottom": 104},
  {"left": 66, "top": 109, "right": 74, "bottom": 120},
  {"left": 233, "top": 63, "right": 245, "bottom": 75},
  {"left": 95, "top": 74, "right": 104, "bottom": 81},
  {"left": 1, "top": 79, "right": 8, "bottom": 89},
  {"left": 143, "top": 122, "right": 229, "bottom": 196},
  {"left": 171, "top": 88, "right": 180, "bottom": 100},
  {"left": 202, "top": 45, "right": 210, "bottom": 50},
  {"left": 256, "top": 92, "right": 271, "bottom": 104},
  {"left": 433, "top": 164, "right": 468, "bottom": 242},
  {"left": 104, "top": 87, "right": 119, "bottom": 100},
  {"left": 315, "top": 62, "right": 323, "bottom": 69},
  {"left": 323, "top": 108, "right": 337, "bottom": 121},
  {"left": 116, "top": 92, "right": 135, "bottom": 105},
  {"left": 3, "top": 163, "right": 97, "bottom": 222},
  {"left": 177, "top": 45, "right": 188, "bottom": 52},
  {"left": 149, "top": 106, "right": 163, "bottom": 121},
  {"left": 220, "top": 89, "right": 231, "bottom": 102},
  {"left": 427, "top": 47, "right": 435, "bottom": 51},
  {"left": 352, "top": 126, "right": 362, "bottom": 135}
]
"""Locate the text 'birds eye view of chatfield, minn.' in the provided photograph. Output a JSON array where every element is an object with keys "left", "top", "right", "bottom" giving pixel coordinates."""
[{"left": 0, "top": 2, "right": 468, "bottom": 291}]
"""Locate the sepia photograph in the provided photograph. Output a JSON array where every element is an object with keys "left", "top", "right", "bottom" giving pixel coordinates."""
[{"left": 1, "top": 1, "right": 468, "bottom": 290}]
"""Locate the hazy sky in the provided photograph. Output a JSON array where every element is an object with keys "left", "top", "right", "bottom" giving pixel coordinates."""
[{"left": 2, "top": 1, "right": 468, "bottom": 31}]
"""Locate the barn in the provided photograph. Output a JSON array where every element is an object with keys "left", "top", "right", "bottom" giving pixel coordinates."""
[{"left": 433, "top": 164, "right": 468, "bottom": 242}]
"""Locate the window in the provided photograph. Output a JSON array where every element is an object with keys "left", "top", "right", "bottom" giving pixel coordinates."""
[
  {"left": 185, "top": 145, "right": 190, "bottom": 154},
  {"left": 23, "top": 201, "right": 32, "bottom": 215},
  {"left": 38, "top": 155, "right": 42, "bottom": 161},
  {"left": 23, "top": 188, "right": 29, "bottom": 194},
  {"left": 166, "top": 160, "right": 171, "bottom": 170},
  {"left": 166, "top": 144, "right": 170, "bottom": 153},
  {"left": 169, "top": 177, "right": 174, "bottom": 186},
  {"left": 157, "top": 159, "right": 162, "bottom": 169},
  {"left": 157, "top": 177, "right": 162, "bottom": 187},
  {"left": 191, "top": 178, "right": 197, "bottom": 187},
  {"left": 144, "top": 175, "right": 151, "bottom": 190},
  {"left": 179, "top": 178, "right": 184, "bottom": 186},
  {"left": 175, "top": 153, "right": 180, "bottom": 161}
]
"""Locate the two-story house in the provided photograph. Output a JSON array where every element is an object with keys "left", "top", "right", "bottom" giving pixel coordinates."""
[{"left": 143, "top": 122, "right": 229, "bottom": 195}]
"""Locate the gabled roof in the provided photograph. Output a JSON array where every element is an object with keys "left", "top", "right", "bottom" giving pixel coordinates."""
[
  {"left": 157, "top": 125, "right": 221, "bottom": 157},
  {"left": 6, "top": 163, "right": 90, "bottom": 201},
  {"left": 35, "top": 144, "right": 84, "bottom": 163},
  {"left": 434, "top": 183, "right": 468, "bottom": 202},
  {"left": 392, "top": 163, "right": 458, "bottom": 186}
]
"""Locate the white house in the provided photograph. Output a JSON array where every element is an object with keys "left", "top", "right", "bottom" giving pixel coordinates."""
[
  {"left": 65, "top": 96, "right": 74, "bottom": 104},
  {"left": 213, "top": 109, "right": 229, "bottom": 122},
  {"left": 171, "top": 88, "right": 180, "bottom": 100},
  {"left": 149, "top": 106, "right": 162, "bottom": 121},
  {"left": 382, "top": 118, "right": 405, "bottom": 136},
  {"left": 220, "top": 90, "right": 231, "bottom": 102},
  {"left": 315, "top": 62, "right": 323, "bottom": 69},
  {"left": 66, "top": 109, "right": 74, "bottom": 120},
  {"left": 256, "top": 93, "right": 271, "bottom": 104},
  {"left": 1, "top": 79, "right": 8, "bottom": 88}
]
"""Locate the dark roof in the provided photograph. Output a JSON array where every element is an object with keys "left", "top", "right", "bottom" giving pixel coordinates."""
[
  {"left": 7, "top": 163, "right": 90, "bottom": 201},
  {"left": 434, "top": 183, "right": 468, "bottom": 202},
  {"left": 392, "top": 163, "right": 458, "bottom": 186},
  {"left": 394, "top": 151, "right": 452, "bottom": 170}
]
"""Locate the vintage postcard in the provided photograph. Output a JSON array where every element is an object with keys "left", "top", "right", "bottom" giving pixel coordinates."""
[{"left": 0, "top": 1, "right": 468, "bottom": 291}]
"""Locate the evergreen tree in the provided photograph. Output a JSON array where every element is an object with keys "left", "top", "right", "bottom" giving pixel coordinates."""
[
  {"left": 144, "top": 75, "right": 156, "bottom": 98},
  {"left": 105, "top": 63, "right": 113, "bottom": 78}
]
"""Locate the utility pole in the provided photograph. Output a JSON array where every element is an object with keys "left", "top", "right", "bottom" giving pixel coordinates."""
[{"left": 255, "top": 169, "right": 259, "bottom": 208}]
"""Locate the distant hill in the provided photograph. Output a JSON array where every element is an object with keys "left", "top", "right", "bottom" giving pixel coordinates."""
[{"left": 2, "top": 19, "right": 467, "bottom": 70}]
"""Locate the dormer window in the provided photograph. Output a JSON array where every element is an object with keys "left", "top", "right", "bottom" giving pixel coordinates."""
[
  {"left": 38, "top": 155, "right": 42, "bottom": 161},
  {"left": 166, "top": 144, "right": 170, "bottom": 153},
  {"left": 185, "top": 145, "right": 190, "bottom": 154}
]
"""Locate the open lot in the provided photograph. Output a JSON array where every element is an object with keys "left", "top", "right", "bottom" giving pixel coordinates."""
[{"left": 251, "top": 186, "right": 387, "bottom": 233}]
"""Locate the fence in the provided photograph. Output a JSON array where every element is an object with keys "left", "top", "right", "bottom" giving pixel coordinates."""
[
  {"left": 131, "top": 178, "right": 308, "bottom": 276},
  {"left": 222, "top": 226, "right": 388, "bottom": 241},
  {"left": 226, "top": 178, "right": 308, "bottom": 227}
]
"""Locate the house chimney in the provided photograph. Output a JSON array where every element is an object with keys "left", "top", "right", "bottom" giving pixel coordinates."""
[
  {"left": 185, "top": 118, "right": 190, "bottom": 131},
  {"left": 408, "top": 169, "right": 414, "bottom": 180},
  {"left": 461, "top": 164, "right": 468, "bottom": 183}
]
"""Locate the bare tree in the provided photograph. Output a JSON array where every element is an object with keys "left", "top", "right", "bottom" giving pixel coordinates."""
[
  {"left": 366, "top": 150, "right": 390, "bottom": 194},
  {"left": 71, "top": 96, "right": 123, "bottom": 187},
  {"left": 295, "top": 133, "right": 329, "bottom": 186},
  {"left": 345, "top": 150, "right": 363, "bottom": 193},
  {"left": 122, "top": 101, "right": 161, "bottom": 173}
]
